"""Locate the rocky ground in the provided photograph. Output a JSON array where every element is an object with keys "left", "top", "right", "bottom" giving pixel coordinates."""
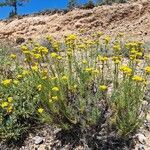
[
  {"left": 0, "top": 114, "right": 150, "bottom": 150},
  {"left": 0, "top": 0, "right": 150, "bottom": 43}
]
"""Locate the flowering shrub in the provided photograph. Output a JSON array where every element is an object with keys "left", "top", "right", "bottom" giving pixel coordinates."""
[{"left": 0, "top": 33, "right": 149, "bottom": 142}]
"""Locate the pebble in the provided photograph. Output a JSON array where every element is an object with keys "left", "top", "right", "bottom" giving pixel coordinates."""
[
  {"left": 135, "top": 133, "right": 146, "bottom": 144},
  {"left": 33, "top": 136, "right": 44, "bottom": 145},
  {"left": 144, "top": 120, "right": 150, "bottom": 130},
  {"left": 138, "top": 144, "right": 145, "bottom": 150}
]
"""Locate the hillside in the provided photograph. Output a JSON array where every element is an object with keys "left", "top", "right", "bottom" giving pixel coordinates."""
[{"left": 0, "top": 0, "right": 150, "bottom": 43}]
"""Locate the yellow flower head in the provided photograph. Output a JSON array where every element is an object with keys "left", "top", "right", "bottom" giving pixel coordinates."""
[
  {"left": 17, "top": 74, "right": 23, "bottom": 79},
  {"left": 22, "top": 50, "right": 31, "bottom": 55},
  {"left": 104, "top": 36, "right": 111, "bottom": 45},
  {"left": 50, "top": 76, "right": 57, "bottom": 80},
  {"left": 144, "top": 66, "right": 150, "bottom": 74},
  {"left": 31, "top": 65, "right": 39, "bottom": 72},
  {"left": 66, "top": 34, "right": 77, "bottom": 41},
  {"left": 79, "top": 28, "right": 85, "bottom": 33},
  {"left": 129, "top": 54, "right": 136, "bottom": 60},
  {"left": 77, "top": 44, "right": 86, "bottom": 50},
  {"left": 82, "top": 60, "right": 88, "bottom": 64},
  {"left": 52, "top": 96, "right": 58, "bottom": 101},
  {"left": 98, "top": 55, "right": 108, "bottom": 62},
  {"left": 136, "top": 52, "right": 142, "bottom": 57},
  {"left": 113, "top": 44, "right": 121, "bottom": 51},
  {"left": 37, "top": 84, "right": 42, "bottom": 91},
  {"left": 8, "top": 97, "right": 13, "bottom": 103},
  {"left": 10, "top": 54, "right": 17, "bottom": 59},
  {"left": 85, "top": 40, "right": 95, "bottom": 46},
  {"left": 112, "top": 56, "right": 122, "bottom": 61},
  {"left": 120, "top": 66, "right": 132, "bottom": 76},
  {"left": 99, "top": 85, "right": 107, "bottom": 91},
  {"left": 73, "top": 84, "right": 78, "bottom": 89},
  {"left": 41, "top": 69, "right": 48, "bottom": 76},
  {"left": 144, "top": 81, "right": 149, "bottom": 85},
  {"left": 130, "top": 48, "right": 137, "bottom": 54},
  {"left": 67, "top": 51, "right": 72, "bottom": 57},
  {"left": 118, "top": 32, "right": 124, "bottom": 38},
  {"left": 114, "top": 60, "right": 121, "bottom": 64},
  {"left": 50, "top": 52, "right": 58, "bottom": 58},
  {"left": 112, "top": 56, "right": 121, "bottom": 64},
  {"left": 1, "top": 102, "right": 9, "bottom": 108},
  {"left": 7, "top": 106, "right": 13, "bottom": 113},
  {"left": 52, "top": 41, "right": 60, "bottom": 51},
  {"left": 61, "top": 76, "right": 68, "bottom": 81},
  {"left": 92, "top": 69, "right": 99, "bottom": 74},
  {"left": 97, "top": 31, "right": 103, "bottom": 37},
  {"left": 22, "top": 70, "right": 30, "bottom": 76},
  {"left": 52, "top": 87, "right": 59, "bottom": 92},
  {"left": 1, "top": 79, "right": 12, "bottom": 87},
  {"left": 57, "top": 56, "right": 62, "bottom": 60},
  {"left": 13, "top": 80, "right": 19, "bottom": 85},
  {"left": 46, "top": 35, "right": 53, "bottom": 42},
  {"left": 21, "top": 45, "right": 29, "bottom": 51},
  {"left": 42, "top": 76, "right": 47, "bottom": 80},
  {"left": 85, "top": 67, "right": 93, "bottom": 73},
  {"left": 33, "top": 54, "right": 42, "bottom": 59},
  {"left": 38, "top": 108, "right": 44, "bottom": 113},
  {"left": 132, "top": 75, "right": 144, "bottom": 82},
  {"left": 34, "top": 43, "right": 40, "bottom": 47},
  {"left": 38, "top": 46, "right": 48, "bottom": 54}
]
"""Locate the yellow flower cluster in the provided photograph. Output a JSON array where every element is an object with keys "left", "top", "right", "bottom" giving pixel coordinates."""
[
  {"left": 37, "top": 84, "right": 42, "bottom": 91},
  {"left": 10, "top": 54, "right": 17, "bottom": 59},
  {"left": 120, "top": 66, "right": 132, "bottom": 76},
  {"left": 113, "top": 44, "right": 121, "bottom": 51},
  {"left": 1, "top": 79, "right": 12, "bottom": 87},
  {"left": 144, "top": 66, "right": 150, "bottom": 74},
  {"left": 98, "top": 55, "right": 108, "bottom": 62},
  {"left": 112, "top": 56, "right": 122, "bottom": 64},
  {"left": 104, "top": 36, "right": 111, "bottom": 45},
  {"left": 132, "top": 75, "right": 144, "bottom": 82},
  {"left": 1, "top": 97, "right": 13, "bottom": 113}
]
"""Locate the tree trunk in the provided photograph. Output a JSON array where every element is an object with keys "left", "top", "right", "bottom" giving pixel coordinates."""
[{"left": 14, "top": 1, "right": 17, "bottom": 15}]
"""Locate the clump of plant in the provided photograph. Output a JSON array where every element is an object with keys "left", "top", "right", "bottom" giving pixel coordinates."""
[
  {"left": 111, "top": 66, "right": 149, "bottom": 136},
  {"left": 0, "top": 48, "right": 39, "bottom": 141},
  {"left": 0, "top": 32, "right": 149, "bottom": 146}
]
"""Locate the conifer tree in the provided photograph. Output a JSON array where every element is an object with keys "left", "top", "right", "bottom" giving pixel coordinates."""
[
  {"left": 68, "top": 0, "right": 77, "bottom": 9},
  {"left": 0, "top": 0, "right": 29, "bottom": 15}
]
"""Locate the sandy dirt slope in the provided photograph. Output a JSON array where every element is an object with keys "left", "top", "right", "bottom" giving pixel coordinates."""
[{"left": 0, "top": 0, "right": 149, "bottom": 42}]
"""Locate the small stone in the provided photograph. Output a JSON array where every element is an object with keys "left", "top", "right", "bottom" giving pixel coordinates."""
[
  {"left": 135, "top": 133, "right": 146, "bottom": 144},
  {"left": 142, "top": 100, "right": 148, "bottom": 106},
  {"left": 143, "top": 119, "right": 150, "bottom": 130},
  {"left": 33, "top": 136, "right": 44, "bottom": 145},
  {"left": 138, "top": 144, "right": 145, "bottom": 150}
]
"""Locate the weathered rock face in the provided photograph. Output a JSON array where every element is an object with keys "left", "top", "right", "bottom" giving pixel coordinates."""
[{"left": 0, "top": 0, "right": 150, "bottom": 42}]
